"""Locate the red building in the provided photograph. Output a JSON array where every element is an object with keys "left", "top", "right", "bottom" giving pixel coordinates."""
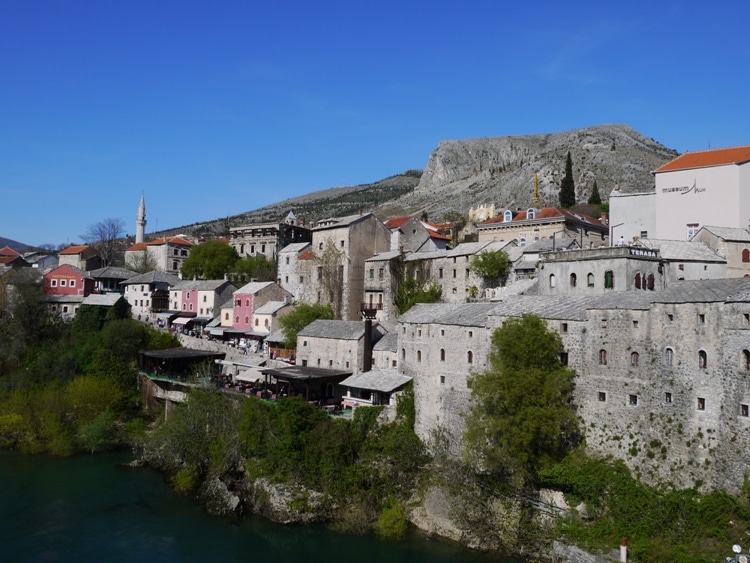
[{"left": 43, "top": 264, "right": 95, "bottom": 297}]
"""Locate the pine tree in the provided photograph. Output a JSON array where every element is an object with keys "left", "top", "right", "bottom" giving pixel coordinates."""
[
  {"left": 588, "top": 180, "right": 602, "bottom": 205},
  {"left": 559, "top": 151, "right": 576, "bottom": 208}
]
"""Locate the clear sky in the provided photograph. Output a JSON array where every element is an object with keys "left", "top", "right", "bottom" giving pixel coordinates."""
[{"left": 2, "top": 0, "right": 748, "bottom": 248}]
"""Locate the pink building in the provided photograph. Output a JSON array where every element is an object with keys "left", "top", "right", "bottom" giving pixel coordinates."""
[
  {"left": 42, "top": 264, "right": 95, "bottom": 297},
  {"left": 232, "top": 281, "right": 293, "bottom": 332}
]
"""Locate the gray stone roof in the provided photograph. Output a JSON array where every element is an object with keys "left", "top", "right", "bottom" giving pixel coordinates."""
[
  {"left": 235, "top": 281, "right": 274, "bottom": 295},
  {"left": 122, "top": 270, "right": 180, "bottom": 286},
  {"left": 340, "top": 369, "right": 412, "bottom": 393},
  {"left": 279, "top": 242, "right": 311, "bottom": 254},
  {"left": 41, "top": 294, "right": 85, "bottom": 303},
  {"left": 172, "top": 279, "right": 237, "bottom": 292},
  {"left": 636, "top": 239, "right": 725, "bottom": 262},
  {"left": 313, "top": 213, "right": 372, "bottom": 231},
  {"left": 254, "top": 300, "right": 290, "bottom": 315},
  {"left": 405, "top": 249, "right": 447, "bottom": 262},
  {"left": 399, "top": 302, "right": 498, "bottom": 326},
  {"left": 82, "top": 293, "right": 124, "bottom": 307},
  {"left": 88, "top": 266, "right": 137, "bottom": 280},
  {"left": 446, "top": 241, "right": 490, "bottom": 257},
  {"left": 298, "top": 319, "right": 366, "bottom": 340},
  {"left": 365, "top": 250, "right": 404, "bottom": 262},
  {"left": 696, "top": 225, "right": 750, "bottom": 242},
  {"left": 373, "top": 331, "right": 398, "bottom": 352},
  {"left": 653, "top": 278, "right": 750, "bottom": 304}
]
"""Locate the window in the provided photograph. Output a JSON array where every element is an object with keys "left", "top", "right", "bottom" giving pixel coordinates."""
[
  {"left": 69, "top": 279, "right": 76, "bottom": 287},
  {"left": 244, "top": 316, "right": 248, "bottom": 323},
  {"left": 698, "top": 350, "right": 707, "bottom": 369},
  {"left": 345, "top": 361, "right": 350, "bottom": 369},
  {"left": 527, "top": 208, "right": 535, "bottom": 219},
  {"left": 235, "top": 316, "right": 239, "bottom": 324},
  {"left": 246, "top": 298, "right": 250, "bottom": 307},
  {"left": 665, "top": 347, "right": 674, "bottom": 367},
  {"left": 189, "top": 304, "right": 193, "bottom": 311},
  {"left": 667, "top": 313, "right": 674, "bottom": 322},
  {"left": 698, "top": 313, "right": 705, "bottom": 324},
  {"left": 570, "top": 273, "right": 577, "bottom": 287},
  {"left": 697, "top": 397, "right": 706, "bottom": 411},
  {"left": 598, "top": 392, "right": 606, "bottom": 402},
  {"left": 604, "top": 270, "right": 614, "bottom": 289},
  {"left": 629, "top": 394, "right": 638, "bottom": 406},
  {"left": 640, "top": 230, "right": 648, "bottom": 239},
  {"left": 631, "top": 351, "right": 640, "bottom": 367},
  {"left": 392, "top": 360, "right": 397, "bottom": 368},
  {"left": 329, "top": 360, "right": 333, "bottom": 367},
  {"left": 452, "top": 269, "right": 457, "bottom": 278},
  {"left": 203, "top": 295, "right": 207, "bottom": 302},
  {"left": 378, "top": 269, "right": 384, "bottom": 280},
  {"left": 601, "top": 318, "right": 607, "bottom": 329},
  {"left": 465, "top": 269, "right": 470, "bottom": 279},
  {"left": 224, "top": 312, "right": 229, "bottom": 320},
  {"left": 440, "top": 329, "right": 445, "bottom": 336},
  {"left": 417, "top": 350, "right": 422, "bottom": 363},
  {"left": 300, "top": 275, "right": 304, "bottom": 283},
  {"left": 519, "top": 237, "right": 526, "bottom": 247},
  {"left": 62, "top": 306, "right": 68, "bottom": 313},
  {"left": 634, "top": 272, "right": 641, "bottom": 290},
  {"left": 549, "top": 274, "right": 556, "bottom": 288},
  {"left": 340, "top": 240, "right": 344, "bottom": 248},
  {"left": 646, "top": 273, "right": 655, "bottom": 291},
  {"left": 440, "top": 375, "right": 445, "bottom": 384},
  {"left": 285, "top": 276, "right": 288, "bottom": 283},
  {"left": 665, "top": 392, "right": 673, "bottom": 404},
  {"left": 744, "top": 314, "right": 750, "bottom": 326},
  {"left": 504, "top": 210, "right": 512, "bottom": 222},
  {"left": 599, "top": 349, "right": 608, "bottom": 365},
  {"left": 742, "top": 404, "right": 749, "bottom": 417},
  {"left": 587, "top": 273, "right": 594, "bottom": 287},
  {"left": 286, "top": 256, "right": 290, "bottom": 265},
  {"left": 51, "top": 279, "right": 57, "bottom": 287},
  {"left": 317, "top": 267, "right": 323, "bottom": 280},
  {"left": 744, "top": 249, "right": 750, "bottom": 263},
  {"left": 369, "top": 268, "right": 374, "bottom": 279},
  {"left": 467, "top": 351, "right": 473, "bottom": 364},
  {"left": 60, "top": 279, "right": 66, "bottom": 286},
  {"left": 440, "top": 349, "right": 445, "bottom": 361},
  {"left": 560, "top": 352, "right": 568, "bottom": 365},
  {"left": 401, "top": 348, "right": 405, "bottom": 360},
  {"left": 468, "top": 331, "right": 473, "bottom": 338},
  {"left": 418, "top": 329, "right": 422, "bottom": 337},
  {"left": 686, "top": 223, "right": 699, "bottom": 240},
  {"left": 743, "top": 350, "right": 750, "bottom": 371},
  {"left": 255, "top": 319, "right": 259, "bottom": 326},
  {"left": 561, "top": 323, "right": 568, "bottom": 333}
]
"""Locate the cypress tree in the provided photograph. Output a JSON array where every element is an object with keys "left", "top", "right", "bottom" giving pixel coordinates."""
[
  {"left": 559, "top": 151, "right": 576, "bottom": 208},
  {"left": 588, "top": 180, "right": 602, "bottom": 205}
]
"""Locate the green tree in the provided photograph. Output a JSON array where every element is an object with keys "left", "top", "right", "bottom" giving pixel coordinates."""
[
  {"left": 464, "top": 314, "right": 580, "bottom": 486},
  {"left": 588, "top": 179, "right": 602, "bottom": 205},
  {"left": 559, "top": 151, "right": 576, "bottom": 208},
  {"left": 181, "top": 240, "right": 239, "bottom": 280},
  {"left": 232, "top": 255, "right": 277, "bottom": 282},
  {"left": 394, "top": 279, "right": 442, "bottom": 315},
  {"left": 470, "top": 249, "right": 511, "bottom": 287},
  {"left": 279, "top": 302, "right": 335, "bottom": 348}
]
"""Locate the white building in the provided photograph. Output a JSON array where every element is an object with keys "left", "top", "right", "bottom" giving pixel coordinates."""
[{"left": 654, "top": 145, "right": 750, "bottom": 240}]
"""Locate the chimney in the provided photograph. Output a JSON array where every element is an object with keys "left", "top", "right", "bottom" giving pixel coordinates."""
[
  {"left": 600, "top": 212, "right": 609, "bottom": 226},
  {"left": 363, "top": 319, "right": 373, "bottom": 372}
]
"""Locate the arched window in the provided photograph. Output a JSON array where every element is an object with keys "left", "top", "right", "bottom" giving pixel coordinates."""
[
  {"left": 698, "top": 350, "right": 707, "bottom": 369},
  {"left": 599, "top": 349, "right": 608, "bottom": 365},
  {"left": 570, "top": 273, "right": 577, "bottom": 287},
  {"left": 587, "top": 273, "right": 595, "bottom": 287},
  {"left": 235, "top": 316, "right": 239, "bottom": 324},
  {"left": 743, "top": 249, "right": 750, "bottom": 263},
  {"left": 549, "top": 274, "right": 556, "bottom": 288},
  {"left": 604, "top": 270, "right": 614, "bottom": 289},
  {"left": 467, "top": 350, "right": 474, "bottom": 364},
  {"left": 634, "top": 272, "right": 642, "bottom": 290},
  {"left": 417, "top": 350, "right": 422, "bottom": 363},
  {"left": 630, "top": 351, "right": 640, "bottom": 367},
  {"left": 742, "top": 350, "right": 750, "bottom": 371},
  {"left": 504, "top": 210, "right": 512, "bottom": 222},
  {"left": 440, "top": 349, "right": 445, "bottom": 361},
  {"left": 401, "top": 348, "right": 406, "bottom": 360},
  {"left": 245, "top": 298, "right": 250, "bottom": 307},
  {"left": 527, "top": 208, "right": 535, "bottom": 220},
  {"left": 520, "top": 237, "right": 526, "bottom": 247},
  {"left": 244, "top": 316, "right": 249, "bottom": 324},
  {"left": 647, "top": 273, "right": 655, "bottom": 291},
  {"left": 665, "top": 347, "right": 674, "bottom": 367},
  {"left": 255, "top": 318, "right": 259, "bottom": 326}
]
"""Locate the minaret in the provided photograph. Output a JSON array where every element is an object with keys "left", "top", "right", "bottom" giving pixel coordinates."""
[{"left": 136, "top": 194, "right": 147, "bottom": 243}]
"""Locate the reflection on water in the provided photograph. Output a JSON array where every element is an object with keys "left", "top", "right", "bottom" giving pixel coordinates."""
[{"left": 0, "top": 451, "right": 522, "bottom": 562}]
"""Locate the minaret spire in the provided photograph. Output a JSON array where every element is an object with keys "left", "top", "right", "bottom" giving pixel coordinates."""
[{"left": 136, "top": 193, "right": 147, "bottom": 243}]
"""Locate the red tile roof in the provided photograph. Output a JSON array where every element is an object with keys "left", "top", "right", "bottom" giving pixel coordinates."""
[
  {"left": 655, "top": 145, "right": 750, "bottom": 173},
  {"left": 126, "top": 242, "right": 149, "bottom": 251},
  {"left": 147, "top": 237, "right": 193, "bottom": 247},
  {"left": 480, "top": 207, "right": 606, "bottom": 228},
  {"left": 0, "top": 246, "right": 21, "bottom": 258},
  {"left": 59, "top": 245, "right": 89, "bottom": 255},
  {"left": 299, "top": 250, "right": 313, "bottom": 260},
  {"left": 384, "top": 216, "right": 412, "bottom": 229}
]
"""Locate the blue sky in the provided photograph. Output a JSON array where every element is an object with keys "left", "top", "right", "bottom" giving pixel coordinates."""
[{"left": 2, "top": 0, "right": 748, "bottom": 248}]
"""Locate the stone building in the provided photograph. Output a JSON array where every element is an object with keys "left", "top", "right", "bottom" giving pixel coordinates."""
[
  {"left": 476, "top": 207, "right": 609, "bottom": 248},
  {"left": 304, "top": 213, "right": 391, "bottom": 321},
  {"left": 384, "top": 216, "right": 450, "bottom": 253},
  {"left": 692, "top": 225, "right": 750, "bottom": 278},
  {"left": 121, "top": 270, "right": 180, "bottom": 318},
  {"left": 124, "top": 236, "right": 193, "bottom": 275},
  {"left": 296, "top": 319, "right": 388, "bottom": 372},
  {"left": 228, "top": 214, "right": 312, "bottom": 262},
  {"left": 58, "top": 245, "right": 102, "bottom": 271},
  {"left": 400, "top": 279, "right": 750, "bottom": 493},
  {"left": 277, "top": 242, "right": 311, "bottom": 300}
]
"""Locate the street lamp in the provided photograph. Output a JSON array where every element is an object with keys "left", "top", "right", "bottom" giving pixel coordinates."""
[{"left": 610, "top": 222, "right": 625, "bottom": 247}]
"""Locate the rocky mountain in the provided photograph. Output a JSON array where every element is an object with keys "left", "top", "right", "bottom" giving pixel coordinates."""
[{"left": 156, "top": 124, "right": 677, "bottom": 238}]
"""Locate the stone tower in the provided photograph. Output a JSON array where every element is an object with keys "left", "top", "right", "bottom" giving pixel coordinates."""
[{"left": 136, "top": 194, "right": 147, "bottom": 244}]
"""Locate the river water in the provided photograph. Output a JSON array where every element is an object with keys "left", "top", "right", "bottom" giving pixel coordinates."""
[{"left": 0, "top": 450, "right": 522, "bottom": 562}]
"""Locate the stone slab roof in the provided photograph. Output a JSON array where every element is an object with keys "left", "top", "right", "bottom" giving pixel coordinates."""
[
  {"left": 313, "top": 213, "right": 372, "bottom": 231},
  {"left": 446, "top": 241, "right": 490, "bottom": 257},
  {"left": 365, "top": 250, "right": 404, "bottom": 262},
  {"left": 399, "top": 302, "right": 498, "bottom": 326},
  {"left": 173, "top": 279, "right": 237, "bottom": 292},
  {"left": 636, "top": 239, "right": 725, "bottom": 262},
  {"left": 121, "top": 271, "right": 181, "bottom": 286},
  {"left": 82, "top": 293, "right": 124, "bottom": 307},
  {"left": 234, "top": 281, "right": 274, "bottom": 295},
  {"left": 404, "top": 249, "right": 447, "bottom": 262},
  {"left": 41, "top": 295, "right": 86, "bottom": 303},
  {"left": 254, "top": 301, "right": 290, "bottom": 315},
  {"left": 653, "top": 278, "right": 750, "bottom": 304},
  {"left": 373, "top": 331, "right": 398, "bottom": 352},
  {"left": 697, "top": 225, "right": 750, "bottom": 242},
  {"left": 340, "top": 369, "right": 412, "bottom": 393},
  {"left": 298, "top": 319, "right": 367, "bottom": 340},
  {"left": 279, "top": 242, "right": 311, "bottom": 254},
  {"left": 88, "top": 266, "right": 137, "bottom": 280}
]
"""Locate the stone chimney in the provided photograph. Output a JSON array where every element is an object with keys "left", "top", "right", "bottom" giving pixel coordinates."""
[{"left": 600, "top": 212, "right": 609, "bottom": 226}]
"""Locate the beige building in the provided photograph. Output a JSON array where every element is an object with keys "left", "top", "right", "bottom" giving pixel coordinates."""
[{"left": 691, "top": 225, "right": 750, "bottom": 278}]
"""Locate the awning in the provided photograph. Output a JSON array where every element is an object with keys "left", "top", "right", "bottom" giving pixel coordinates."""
[
  {"left": 236, "top": 366, "right": 266, "bottom": 383},
  {"left": 193, "top": 316, "right": 213, "bottom": 324},
  {"left": 172, "top": 317, "right": 193, "bottom": 325},
  {"left": 208, "top": 328, "right": 225, "bottom": 336},
  {"left": 207, "top": 316, "right": 222, "bottom": 327}
]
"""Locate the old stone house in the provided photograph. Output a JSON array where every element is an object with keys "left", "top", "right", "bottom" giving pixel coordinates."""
[
  {"left": 277, "top": 242, "right": 311, "bottom": 300},
  {"left": 399, "top": 279, "right": 750, "bottom": 494},
  {"left": 692, "top": 225, "right": 750, "bottom": 278},
  {"left": 229, "top": 214, "right": 311, "bottom": 262}
]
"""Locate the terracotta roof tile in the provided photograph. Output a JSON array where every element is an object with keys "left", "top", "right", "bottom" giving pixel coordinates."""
[
  {"left": 0, "top": 246, "right": 21, "bottom": 257},
  {"left": 385, "top": 216, "right": 412, "bottom": 229},
  {"left": 479, "top": 207, "right": 606, "bottom": 229},
  {"left": 59, "top": 245, "right": 89, "bottom": 255},
  {"left": 126, "top": 242, "right": 149, "bottom": 251},
  {"left": 655, "top": 145, "right": 750, "bottom": 173},
  {"left": 299, "top": 250, "right": 313, "bottom": 260}
]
